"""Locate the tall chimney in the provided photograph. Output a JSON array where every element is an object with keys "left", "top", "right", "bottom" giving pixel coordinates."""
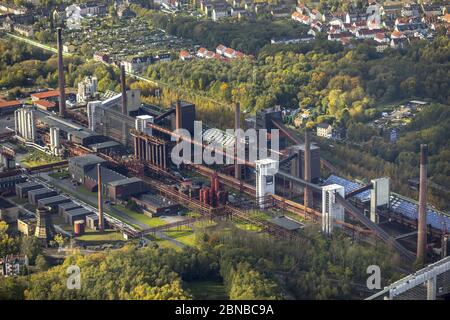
[
  {"left": 304, "top": 130, "right": 312, "bottom": 208},
  {"left": 175, "top": 100, "right": 182, "bottom": 130},
  {"left": 416, "top": 144, "right": 428, "bottom": 266},
  {"left": 234, "top": 102, "right": 241, "bottom": 179},
  {"left": 97, "top": 163, "right": 105, "bottom": 232},
  {"left": 120, "top": 64, "right": 127, "bottom": 115},
  {"left": 57, "top": 27, "right": 66, "bottom": 118}
]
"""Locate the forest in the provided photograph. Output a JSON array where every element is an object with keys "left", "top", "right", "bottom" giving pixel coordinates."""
[
  {"left": 143, "top": 36, "right": 450, "bottom": 125},
  {"left": 0, "top": 222, "right": 404, "bottom": 300}
]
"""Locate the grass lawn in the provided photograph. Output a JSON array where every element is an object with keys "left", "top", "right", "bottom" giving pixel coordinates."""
[
  {"left": 164, "top": 227, "right": 197, "bottom": 247},
  {"left": 248, "top": 210, "right": 274, "bottom": 221},
  {"left": 49, "top": 171, "right": 70, "bottom": 180},
  {"left": 111, "top": 204, "right": 166, "bottom": 228},
  {"left": 76, "top": 230, "right": 125, "bottom": 243},
  {"left": 235, "top": 222, "right": 262, "bottom": 232},
  {"left": 184, "top": 280, "right": 228, "bottom": 300}
]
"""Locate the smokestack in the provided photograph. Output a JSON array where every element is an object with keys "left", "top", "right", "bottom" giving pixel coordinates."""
[
  {"left": 417, "top": 144, "right": 428, "bottom": 266},
  {"left": 57, "top": 28, "right": 66, "bottom": 118},
  {"left": 304, "top": 130, "right": 312, "bottom": 208},
  {"left": 175, "top": 100, "right": 182, "bottom": 130},
  {"left": 97, "top": 164, "right": 105, "bottom": 232},
  {"left": 234, "top": 102, "right": 241, "bottom": 179},
  {"left": 120, "top": 64, "right": 127, "bottom": 115}
]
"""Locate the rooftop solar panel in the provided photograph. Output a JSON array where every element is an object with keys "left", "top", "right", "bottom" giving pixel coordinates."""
[{"left": 324, "top": 175, "right": 450, "bottom": 232}]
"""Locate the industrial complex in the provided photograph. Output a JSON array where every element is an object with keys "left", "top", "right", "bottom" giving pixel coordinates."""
[{"left": 0, "top": 26, "right": 449, "bottom": 301}]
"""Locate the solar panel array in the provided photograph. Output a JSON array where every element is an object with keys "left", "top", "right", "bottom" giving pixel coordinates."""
[
  {"left": 202, "top": 128, "right": 236, "bottom": 148},
  {"left": 324, "top": 174, "right": 450, "bottom": 233},
  {"left": 390, "top": 194, "right": 450, "bottom": 233},
  {"left": 323, "top": 174, "right": 371, "bottom": 202}
]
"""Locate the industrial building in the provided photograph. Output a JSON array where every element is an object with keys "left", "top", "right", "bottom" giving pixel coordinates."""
[
  {"left": 86, "top": 213, "right": 99, "bottom": 230},
  {"left": 37, "top": 195, "right": 71, "bottom": 210},
  {"left": 17, "top": 214, "right": 36, "bottom": 236},
  {"left": 69, "top": 154, "right": 106, "bottom": 184},
  {"left": 14, "top": 108, "right": 36, "bottom": 142},
  {"left": 289, "top": 143, "right": 321, "bottom": 183},
  {"left": 64, "top": 207, "right": 91, "bottom": 225},
  {"left": 16, "top": 181, "right": 43, "bottom": 198},
  {"left": 87, "top": 140, "right": 122, "bottom": 154},
  {"left": 270, "top": 216, "right": 304, "bottom": 231},
  {"left": 132, "top": 194, "right": 180, "bottom": 217},
  {"left": 34, "top": 207, "right": 56, "bottom": 242},
  {"left": 0, "top": 100, "right": 23, "bottom": 115},
  {"left": 69, "top": 154, "right": 147, "bottom": 200},
  {"left": 28, "top": 188, "right": 57, "bottom": 206},
  {"left": 58, "top": 202, "right": 82, "bottom": 216}
]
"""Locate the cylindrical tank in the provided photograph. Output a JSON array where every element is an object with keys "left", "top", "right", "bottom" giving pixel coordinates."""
[
  {"left": 74, "top": 220, "right": 85, "bottom": 236},
  {"left": 203, "top": 187, "right": 210, "bottom": 205},
  {"left": 214, "top": 177, "right": 220, "bottom": 194}
]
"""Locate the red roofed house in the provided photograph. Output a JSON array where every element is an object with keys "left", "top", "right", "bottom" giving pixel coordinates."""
[
  {"left": 0, "top": 100, "right": 23, "bottom": 115},
  {"left": 33, "top": 99, "right": 57, "bottom": 112},
  {"left": 30, "top": 90, "right": 61, "bottom": 102},
  {"left": 179, "top": 50, "right": 193, "bottom": 61},
  {"left": 223, "top": 47, "right": 236, "bottom": 59},
  {"left": 197, "top": 47, "right": 209, "bottom": 58},
  {"left": 356, "top": 28, "right": 384, "bottom": 39},
  {"left": 216, "top": 44, "right": 227, "bottom": 55}
]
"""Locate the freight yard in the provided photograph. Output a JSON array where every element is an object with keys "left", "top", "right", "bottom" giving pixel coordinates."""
[{"left": 1, "top": 27, "right": 449, "bottom": 300}]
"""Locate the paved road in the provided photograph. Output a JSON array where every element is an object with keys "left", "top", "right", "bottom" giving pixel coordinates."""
[{"left": 6, "top": 33, "right": 72, "bottom": 57}]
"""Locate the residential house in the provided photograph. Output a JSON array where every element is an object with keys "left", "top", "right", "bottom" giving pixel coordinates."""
[
  {"left": 356, "top": 28, "right": 384, "bottom": 39},
  {"left": 310, "top": 8, "right": 322, "bottom": 21},
  {"left": 291, "top": 11, "right": 310, "bottom": 24},
  {"left": 390, "top": 37, "right": 409, "bottom": 49},
  {"left": 327, "top": 31, "right": 353, "bottom": 41},
  {"left": 179, "top": 50, "right": 193, "bottom": 61},
  {"left": 395, "top": 22, "right": 427, "bottom": 35},
  {"left": 381, "top": 1, "right": 403, "bottom": 18},
  {"left": 122, "top": 56, "right": 156, "bottom": 73},
  {"left": 316, "top": 122, "right": 333, "bottom": 139},
  {"left": 93, "top": 52, "right": 110, "bottom": 64},
  {"left": 13, "top": 24, "right": 34, "bottom": 37},
  {"left": 271, "top": 7, "right": 291, "bottom": 18},
  {"left": 212, "top": 4, "right": 228, "bottom": 21},
  {"left": 421, "top": 3, "right": 442, "bottom": 17},
  {"left": 345, "top": 10, "right": 367, "bottom": 23},
  {"left": 401, "top": 3, "right": 421, "bottom": 17}
]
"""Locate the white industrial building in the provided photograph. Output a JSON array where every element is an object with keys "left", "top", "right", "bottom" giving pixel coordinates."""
[
  {"left": 255, "top": 158, "right": 278, "bottom": 209},
  {"left": 135, "top": 115, "right": 154, "bottom": 136},
  {"left": 49, "top": 127, "right": 61, "bottom": 156},
  {"left": 322, "top": 184, "right": 345, "bottom": 235},
  {"left": 14, "top": 108, "right": 36, "bottom": 142},
  {"left": 77, "top": 76, "right": 98, "bottom": 103}
]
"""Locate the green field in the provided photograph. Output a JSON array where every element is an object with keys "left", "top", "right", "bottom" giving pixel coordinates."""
[
  {"left": 184, "top": 280, "right": 228, "bottom": 300},
  {"left": 49, "top": 171, "right": 70, "bottom": 180},
  {"left": 235, "top": 223, "right": 262, "bottom": 232},
  {"left": 111, "top": 204, "right": 166, "bottom": 228},
  {"left": 76, "top": 230, "right": 125, "bottom": 243},
  {"left": 164, "top": 227, "right": 197, "bottom": 247}
]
